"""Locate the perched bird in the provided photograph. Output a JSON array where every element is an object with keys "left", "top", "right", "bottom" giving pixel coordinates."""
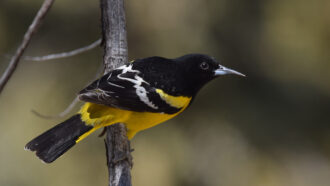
[{"left": 25, "top": 54, "right": 245, "bottom": 163}]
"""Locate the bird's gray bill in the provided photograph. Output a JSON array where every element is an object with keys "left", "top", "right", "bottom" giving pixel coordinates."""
[{"left": 214, "top": 65, "right": 246, "bottom": 77}]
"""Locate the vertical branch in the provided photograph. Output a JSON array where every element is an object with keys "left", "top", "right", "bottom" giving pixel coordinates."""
[
  {"left": 101, "top": 0, "right": 128, "bottom": 72},
  {"left": 100, "top": 0, "right": 132, "bottom": 186}
]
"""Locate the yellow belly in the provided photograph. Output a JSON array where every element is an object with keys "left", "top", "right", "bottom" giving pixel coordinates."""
[{"left": 78, "top": 102, "right": 188, "bottom": 139}]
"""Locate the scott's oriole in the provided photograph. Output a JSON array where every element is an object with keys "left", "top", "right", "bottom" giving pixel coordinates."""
[{"left": 25, "top": 54, "right": 245, "bottom": 163}]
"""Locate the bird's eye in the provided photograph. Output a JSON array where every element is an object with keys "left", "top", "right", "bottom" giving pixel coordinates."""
[{"left": 200, "top": 62, "right": 209, "bottom": 70}]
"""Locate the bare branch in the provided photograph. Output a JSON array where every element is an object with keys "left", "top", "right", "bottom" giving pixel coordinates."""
[
  {"left": 31, "top": 96, "right": 80, "bottom": 119},
  {"left": 101, "top": 0, "right": 128, "bottom": 73},
  {"left": 31, "top": 64, "right": 104, "bottom": 119},
  {"left": 24, "top": 39, "right": 101, "bottom": 61},
  {"left": 100, "top": 0, "right": 131, "bottom": 185},
  {"left": 0, "top": 0, "right": 55, "bottom": 94}
]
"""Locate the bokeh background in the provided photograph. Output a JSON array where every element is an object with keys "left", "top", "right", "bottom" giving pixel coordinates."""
[{"left": 1, "top": 0, "right": 330, "bottom": 185}]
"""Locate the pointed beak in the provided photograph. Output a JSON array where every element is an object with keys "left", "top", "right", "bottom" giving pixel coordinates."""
[{"left": 214, "top": 65, "right": 246, "bottom": 77}]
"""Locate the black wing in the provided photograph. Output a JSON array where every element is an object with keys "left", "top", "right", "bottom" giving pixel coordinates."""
[{"left": 78, "top": 65, "right": 181, "bottom": 114}]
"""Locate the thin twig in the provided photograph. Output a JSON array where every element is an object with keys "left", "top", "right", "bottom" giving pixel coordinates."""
[
  {"left": 31, "top": 64, "right": 103, "bottom": 119},
  {"left": 31, "top": 97, "right": 80, "bottom": 119},
  {"left": 0, "top": 0, "right": 55, "bottom": 94},
  {"left": 24, "top": 39, "right": 101, "bottom": 61}
]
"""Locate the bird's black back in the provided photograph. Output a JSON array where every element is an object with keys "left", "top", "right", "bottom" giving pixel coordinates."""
[{"left": 132, "top": 57, "right": 189, "bottom": 96}]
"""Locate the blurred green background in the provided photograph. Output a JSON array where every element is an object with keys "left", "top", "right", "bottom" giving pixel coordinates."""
[{"left": 1, "top": 0, "right": 330, "bottom": 185}]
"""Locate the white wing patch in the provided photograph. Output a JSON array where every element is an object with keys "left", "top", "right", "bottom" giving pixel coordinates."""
[
  {"left": 117, "top": 68, "right": 158, "bottom": 110},
  {"left": 107, "top": 81, "right": 125, "bottom": 88},
  {"left": 117, "top": 64, "right": 139, "bottom": 73},
  {"left": 106, "top": 72, "right": 125, "bottom": 88}
]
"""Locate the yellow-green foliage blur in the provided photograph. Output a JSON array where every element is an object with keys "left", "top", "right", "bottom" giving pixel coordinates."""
[{"left": 1, "top": 0, "right": 330, "bottom": 186}]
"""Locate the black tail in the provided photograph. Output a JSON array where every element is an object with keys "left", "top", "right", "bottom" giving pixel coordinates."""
[{"left": 25, "top": 114, "right": 93, "bottom": 163}]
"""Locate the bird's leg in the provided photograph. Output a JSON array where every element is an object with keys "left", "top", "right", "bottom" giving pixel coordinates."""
[{"left": 98, "top": 127, "right": 107, "bottom": 137}]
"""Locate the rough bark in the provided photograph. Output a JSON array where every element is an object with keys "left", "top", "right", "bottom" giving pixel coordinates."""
[{"left": 100, "top": 0, "right": 132, "bottom": 186}]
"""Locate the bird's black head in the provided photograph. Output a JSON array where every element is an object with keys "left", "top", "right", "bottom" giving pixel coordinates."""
[{"left": 175, "top": 54, "right": 245, "bottom": 96}]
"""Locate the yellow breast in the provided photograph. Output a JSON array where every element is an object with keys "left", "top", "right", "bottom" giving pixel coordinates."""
[{"left": 78, "top": 90, "right": 192, "bottom": 139}]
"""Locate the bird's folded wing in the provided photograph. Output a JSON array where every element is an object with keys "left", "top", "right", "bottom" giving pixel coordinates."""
[{"left": 78, "top": 68, "right": 181, "bottom": 114}]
